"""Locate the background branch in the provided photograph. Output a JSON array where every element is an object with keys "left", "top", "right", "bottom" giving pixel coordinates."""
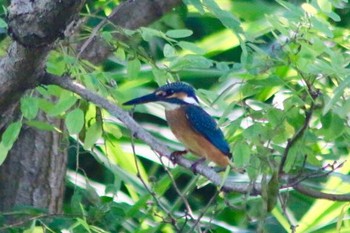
[
  {"left": 278, "top": 92, "right": 318, "bottom": 176},
  {"left": 78, "top": 0, "right": 183, "bottom": 64}
]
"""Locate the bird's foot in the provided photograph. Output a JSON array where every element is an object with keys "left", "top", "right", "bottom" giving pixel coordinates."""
[
  {"left": 170, "top": 150, "right": 188, "bottom": 164},
  {"left": 190, "top": 158, "right": 206, "bottom": 174},
  {"left": 211, "top": 166, "right": 226, "bottom": 173}
]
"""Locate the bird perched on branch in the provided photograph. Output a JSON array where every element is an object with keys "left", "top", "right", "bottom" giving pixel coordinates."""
[{"left": 123, "top": 82, "right": 232, "bottom": 167}]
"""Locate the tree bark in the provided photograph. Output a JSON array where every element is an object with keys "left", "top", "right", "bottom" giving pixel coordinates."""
[
  {"left": 0, "top": 113, "right": 66, "bottom": 213},
  {"left": 0, "top": 0, "right": 84, "bottom": 214}
]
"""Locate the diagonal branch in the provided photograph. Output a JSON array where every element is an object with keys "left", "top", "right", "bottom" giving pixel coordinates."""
[
  {"left": 41, "top": 74, "right": 350, "bottom": 202},
  {"left": 42, "top": 73, "right": 257, "bottom": 194}
]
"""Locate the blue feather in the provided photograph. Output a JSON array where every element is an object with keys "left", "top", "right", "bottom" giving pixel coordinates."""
[{"left": 185, "top": 105, "right": 231, "bottom": 157}]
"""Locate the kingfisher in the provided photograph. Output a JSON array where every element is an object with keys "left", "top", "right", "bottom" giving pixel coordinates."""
[{"left": 123, "top": 82, "right": 231, "bottom": 167}]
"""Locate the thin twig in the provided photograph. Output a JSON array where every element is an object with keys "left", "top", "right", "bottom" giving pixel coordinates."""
[
  {"left": 288, "top": 161, "right": 345, "bottom": 187},
  {"left": 159, "top": 155, "right": 195, "bottom": 219},
  {"left": 0, "top": 213, "right": 80, "bottom": 231},
  {"left": 129, "top": 121, "right": 181, "bottom": 231},
  {"left": 293, "top": 183, "right": 350, "bottom": 201},
  {"left": 278, "top": 91, "right": 318, "bottom": 176},
  {"left": 190, "top": 190, "right": 220, "bottom": 232}
]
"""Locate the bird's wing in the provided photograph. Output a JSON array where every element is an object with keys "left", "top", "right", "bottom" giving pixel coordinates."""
[{"left": 185, "top": 105, "right": 231, "bottom": 157}]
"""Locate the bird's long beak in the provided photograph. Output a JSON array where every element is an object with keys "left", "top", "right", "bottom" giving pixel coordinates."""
[{"left": 123, "top": 93, "right": 160, "bottom": 106}]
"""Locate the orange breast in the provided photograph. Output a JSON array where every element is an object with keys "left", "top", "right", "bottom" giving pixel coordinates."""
[{"left": 165, "top": 108, "right": 229, "bottom": 166}]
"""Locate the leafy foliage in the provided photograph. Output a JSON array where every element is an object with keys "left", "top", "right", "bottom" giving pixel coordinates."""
[{"left": 1, "top": 0, "right": 350, "bottom": 232}]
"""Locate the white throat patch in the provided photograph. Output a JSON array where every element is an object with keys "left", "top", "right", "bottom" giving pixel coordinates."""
[
  {"left": 159, "top": 96, "right": 199, "bottom": 111},
  {"left": 183, "top": 96, "right": 199, "bottom": 105}
]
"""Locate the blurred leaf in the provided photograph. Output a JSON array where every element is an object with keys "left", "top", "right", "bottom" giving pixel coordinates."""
[
  {"left": 1, "top": 121, "right": 22, "bottom": 149},
  {"left": 163, "top": 43, "right": 176, "bottom": 58},
  {"left": 47, "top": 94, "right": 77, "bottom": 116},
  {"left": 21, "top": 97, "right": 39, "bottom": 120},
  {"left": 0, "top": 18, "right": 7, "bottom": 28},
  {"left": 140, "top": 27, "right": 170, "bottom": 42},
  {"left": 233, "top": 141, "right": 251, "bottom": 168},
  {"left": 166, "top": 29, "right": 193, "bottom": 38},
  {"left": 0, "top": 144, "right": 9, "bottom": 166},
  {"left": 178, "top": 41, "right": 205, "bottom": 54},
  {"left": 323, "top": 76, "right": 350, "bottom": 115},
  {"left": 127, "top": 58, "right": 141, "bottom": 78},
  {"left": 25, "top": 120, "right": 56, "bottom": 131},
  {"left": 103, "top": 122, "right": 122, "bottom": 139},
  {"left": 203, "top": 0, "right": 242, "bottom": 33},
  {"left": 114, "top": 48, "right": 126, "bottom": 61},
  {"left": 84, "top": 122, "right": 102, "bottom": 150},
  {"left": 183, "top": 0, "right": 205, "bottom": 14},
  {"left": 267, "top": 171, "right": 279, "bottom": 212},
  {"left": 0, "top": 121, "right": 22, "bottom": 165},
  {"left": 65, "top": 108, "right": 85, "bottom": 135}
]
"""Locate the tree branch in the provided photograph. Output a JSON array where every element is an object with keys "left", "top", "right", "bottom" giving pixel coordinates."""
[
  {"left": 42, "top": 73, "right": 258, "bottom": 194},
  {"left": 41, "top": 74, "right": 350, "bottom": 202},
  {"left": 293, "top": 184, "right": 350, "bottom": 201},
  {"left": 278, "top": 91, "right": 319, "bottom": 176}
]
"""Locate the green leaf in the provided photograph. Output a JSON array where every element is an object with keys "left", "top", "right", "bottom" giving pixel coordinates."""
[
  {"left": 170, "top": 55, "right": 213, "bottom": 70},
  {"left": 0, "top": 144, "right": 10, "bottom": 166},
  {"left": 203, "top": 0, "right": 242, "bottom": 33},
  {"left": 267, "top": 171, "right": 279, "bottom": 212},
  {"left": 283, "top": 142, "right": 304, "bottom": 173},
  {"left": 101, "top": 31, "right": 113, "bottom": 43},
  {"left": 321, "top": 113, "right": 345, "bottom": 140},
  {"left": 84, "top": 122, "right": 102, "bottom": 150},
  {"left": 1, "top": 121, "right": 22, "bottom": 149},
  {"left": 233, "top": 142, "right": 251, "bottom": 168},
  {"left": 0, "top": 18, "right": 7, "bottom": 28},
  {"left": 317, "top": 0, "right": 332, "bottom": 13},
  {"left": 183, "top": 0, "right": 205, "bottom": 14},
  {"left": 163, "top": 44, "right": 176, "bottom": 58},
  {"left": 20, "top": 97, "right": 39, "bottom": 120},
  {"left": 104, "top": 123, "right": 122, "bottom": 139},
  {"left": 127, "top": 58, "right": 141, "bottom": 78},
  {"left": 25, "top": 120, "right": 56, "bottom": 131},
  {"left": 140, "top": 27, "right": 168, "bottom": 42},
  {"left": 65, "top": 109, "right": 85, "bottom": 135},
  {"left": 310, "top": 17, "right": 333, "bottom": 38},
  {"left": 178, "top": 41, "right": 205, "bottom": 55},
  {"left": 0, "top": 121, "right": 22, "bottom": 166},
  {"left": 114, "top": 48, "right": 126, "bottom": 61},
  {"left": 323, "top": 76, "right": 350, "bottom": 115},
  {"left": 166, "top": 29, "right": 193, "bottom": 38},
  {"left": 152, "top": 68, "right": 171, "bottom": 85},
  {"left": 247, "top": 155, "right": 260, "bottom": 180},
  {"left": 216, "top": 62, "right": 230, "bottom": 72},
  {"left": 47, "top": 95, "right": 77, "bottom": 116}
]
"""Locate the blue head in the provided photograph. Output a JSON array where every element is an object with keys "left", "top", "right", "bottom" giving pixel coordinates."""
[{"left": 123, "top": 82, "right": 199, "bottom": 110}]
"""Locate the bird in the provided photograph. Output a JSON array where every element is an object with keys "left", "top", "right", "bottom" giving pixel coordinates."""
[{"left": 123, "top": 82, "right": 231, "bottom": 167}]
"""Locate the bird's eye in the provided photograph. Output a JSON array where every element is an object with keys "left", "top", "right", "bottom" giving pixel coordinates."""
[
  {"left": 155, "top": 91, "right": 166, "bottom": 97},
  {"left": 166, "top": 90, "right": 175, "bottom": 95}
]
